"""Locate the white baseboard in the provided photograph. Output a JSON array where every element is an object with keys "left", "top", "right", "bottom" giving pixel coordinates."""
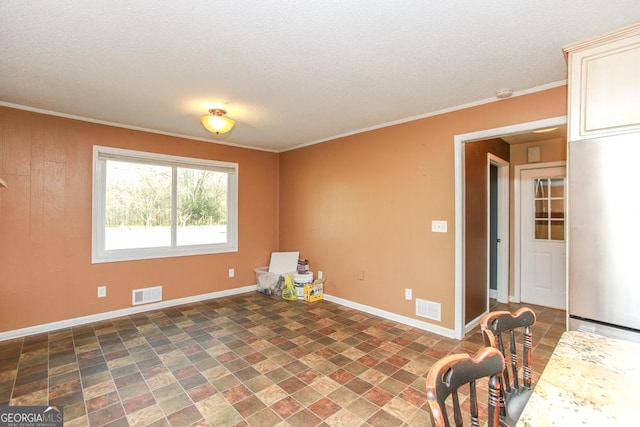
[
  {"left": 1, "top": 286, "right": 459, "bottom": 342},
  {"left": 0, "top": 285, "right": 257, "bottom": 342},
  {"left": 464, "top": 312, "right": 484, "bottom": 335},
  {"left": 323, "top": 294, "right": 457, "bottom": 339}
]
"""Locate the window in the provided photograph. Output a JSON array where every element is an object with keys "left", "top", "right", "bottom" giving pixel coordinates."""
[
  {"left": 533, "top": 177, "right": 565, "bottom": 241},
  {"left": 92, "top": 146, "right": 238, "bottom": 263}
]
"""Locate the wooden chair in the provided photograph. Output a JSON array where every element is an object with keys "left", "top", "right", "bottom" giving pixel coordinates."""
[
  {"left": 480, "top": 307, "right": 537, "bottom": 426},
  {"left": 426, "top": 347, "right": 504, "bottom": 427}
]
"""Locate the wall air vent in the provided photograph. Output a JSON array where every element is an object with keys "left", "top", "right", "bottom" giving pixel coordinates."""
[
  {"left": 132, "top": 286, "right": 162, "bottom": 306},
  {"left": 416, "top": 298, "right": 441, "bottom": 322}
]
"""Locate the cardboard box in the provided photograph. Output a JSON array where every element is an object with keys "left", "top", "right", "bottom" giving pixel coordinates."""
[{"left": 303, "top": 279, "right": 324, "bottom": 302}]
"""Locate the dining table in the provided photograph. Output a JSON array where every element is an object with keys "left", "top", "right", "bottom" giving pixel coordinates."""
[{"left": 516, "top": 330, "right": 640, "bottom": 426}]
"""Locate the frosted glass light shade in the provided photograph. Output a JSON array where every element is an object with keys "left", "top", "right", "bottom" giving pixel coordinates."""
[{"left": 200, "top": 109, "right": 235, "bottom": 134}]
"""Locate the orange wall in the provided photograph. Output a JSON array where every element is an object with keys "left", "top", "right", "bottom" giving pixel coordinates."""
[
  {"left": 279, "top": 86, "right": 567, "bottom": 330},
  {"left": 0, "top": 107, "right": 279, "bottom": 333},
  {"left": 0, "top": 86, "right": 567, "bottom": 335},
  {"left": 509, "top": 137, "right": 566, "bottom": 167}
]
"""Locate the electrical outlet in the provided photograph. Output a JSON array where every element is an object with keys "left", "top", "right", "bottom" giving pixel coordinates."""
[
  {"left": 228, "top": 268, "right": 235, "bottom": 278},
  {"left": 405, "top": 288, "right": 412, "bottom": 300},
  {"left": 97, "top": 285, "right": 107, "bottom": 298}
]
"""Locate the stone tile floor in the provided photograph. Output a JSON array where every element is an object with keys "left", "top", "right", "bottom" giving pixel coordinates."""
[{"left": 0, "top": 293, "right": 565, "bottom": 426}]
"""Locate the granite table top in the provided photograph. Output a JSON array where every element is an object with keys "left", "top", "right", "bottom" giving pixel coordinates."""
[{"left": 516, "top": 330, "right": 640, "bottom": 426}]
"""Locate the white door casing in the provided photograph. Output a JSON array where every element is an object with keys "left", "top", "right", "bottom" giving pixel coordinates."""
[
  {"left": 517, "top": 164, "right": 567, "bottom": 309},
  {"left": 487, "top": 154, "right": 509, "bottom": 307},
  {"left": 455, "top": 115, "right": 567, "bottom": 339}
]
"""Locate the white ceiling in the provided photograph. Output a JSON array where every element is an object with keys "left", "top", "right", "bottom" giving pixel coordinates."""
[
  {"left": 1, "top": 2, "right": 639, "bottom": 152},
  {"left": 502, "top": 126, "right": 566, "bottom": 145}
]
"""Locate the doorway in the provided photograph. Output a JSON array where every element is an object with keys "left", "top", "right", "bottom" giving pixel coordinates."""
[
  {"left": 488, "top": 154, "right": 509, "bottom": 307},
  {"left": 515, "top": 163, "right": 567, "bottom": 309},
  {"left": 454, "top": 116, "right": 567, "bottom": 339}
]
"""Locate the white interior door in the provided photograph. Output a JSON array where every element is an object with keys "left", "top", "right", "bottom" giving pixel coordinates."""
[{"left": 520, "top": 166, "right": 566, "bottom": 309}]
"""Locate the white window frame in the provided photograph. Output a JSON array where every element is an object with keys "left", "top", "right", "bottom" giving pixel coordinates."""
[{"left": 92, "top": 145, "right": 238, "bottom": 263}]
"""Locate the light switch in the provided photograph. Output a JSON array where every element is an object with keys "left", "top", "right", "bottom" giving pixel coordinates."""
[{"left": 431, "top": 220, "right": 447, "bottom": 233}]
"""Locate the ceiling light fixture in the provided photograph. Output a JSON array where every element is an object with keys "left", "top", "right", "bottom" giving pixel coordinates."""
[
  {"left": 200, "top": 108, "right": 236, "bottom": 135},
  {"left": 533, "top": 127, "right": 558, "bottom": 133},
  {"left": 496, "top": 88, "right": 513, "bottom": 99}
]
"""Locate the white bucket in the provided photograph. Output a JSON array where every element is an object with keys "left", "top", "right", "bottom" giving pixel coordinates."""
[
  {"left": 293, "top": 272, "right": 313, "bottom": 284},
  {"left": 293, "top": 272, "right": 313, "bottom": 300}
]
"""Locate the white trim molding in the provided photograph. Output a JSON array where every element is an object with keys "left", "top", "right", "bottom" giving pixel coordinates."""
[
  {"left": 487, "top": 153, "right": 510, "bottom": 306},
  {"left": 0, "top": 285, "right": 257, "bottom": 342},
  {"left": 0, "top": 287, "right": 459, "bottom": 342},
  {"left": 513, "top": 161, "right": 567, "bottom": 304},
  {"left": 323, "top": 294, "right": 457, "bottom": 339},
  {"left": 454, "top": 116, "right": 567, "bottom": 339}
]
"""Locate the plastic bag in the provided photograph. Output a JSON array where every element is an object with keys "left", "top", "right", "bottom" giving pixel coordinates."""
[{"left": 281, "top": 274, "right": 298, "bottom": 301}]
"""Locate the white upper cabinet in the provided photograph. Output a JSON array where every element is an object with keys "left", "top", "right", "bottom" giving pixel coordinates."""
[{"left": 564, "top": 24, "right": 640, "bottom": 141}]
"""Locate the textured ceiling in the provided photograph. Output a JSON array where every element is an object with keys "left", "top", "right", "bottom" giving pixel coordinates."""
[{"left": 1, "top": 2, "right": 639, "bottom": 152}]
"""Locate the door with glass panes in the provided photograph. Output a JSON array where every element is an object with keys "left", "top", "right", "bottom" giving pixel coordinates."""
[{"left": 520, "top": 166, "right": 566, "bottom": 309}]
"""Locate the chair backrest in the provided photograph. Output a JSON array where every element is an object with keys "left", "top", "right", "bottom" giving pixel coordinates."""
[
  {"left": 480, "top": 307, "right": 537, "bottom": 426},
  {"left": 426, "top": 347, "right": 504, "bottom": 427}
]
